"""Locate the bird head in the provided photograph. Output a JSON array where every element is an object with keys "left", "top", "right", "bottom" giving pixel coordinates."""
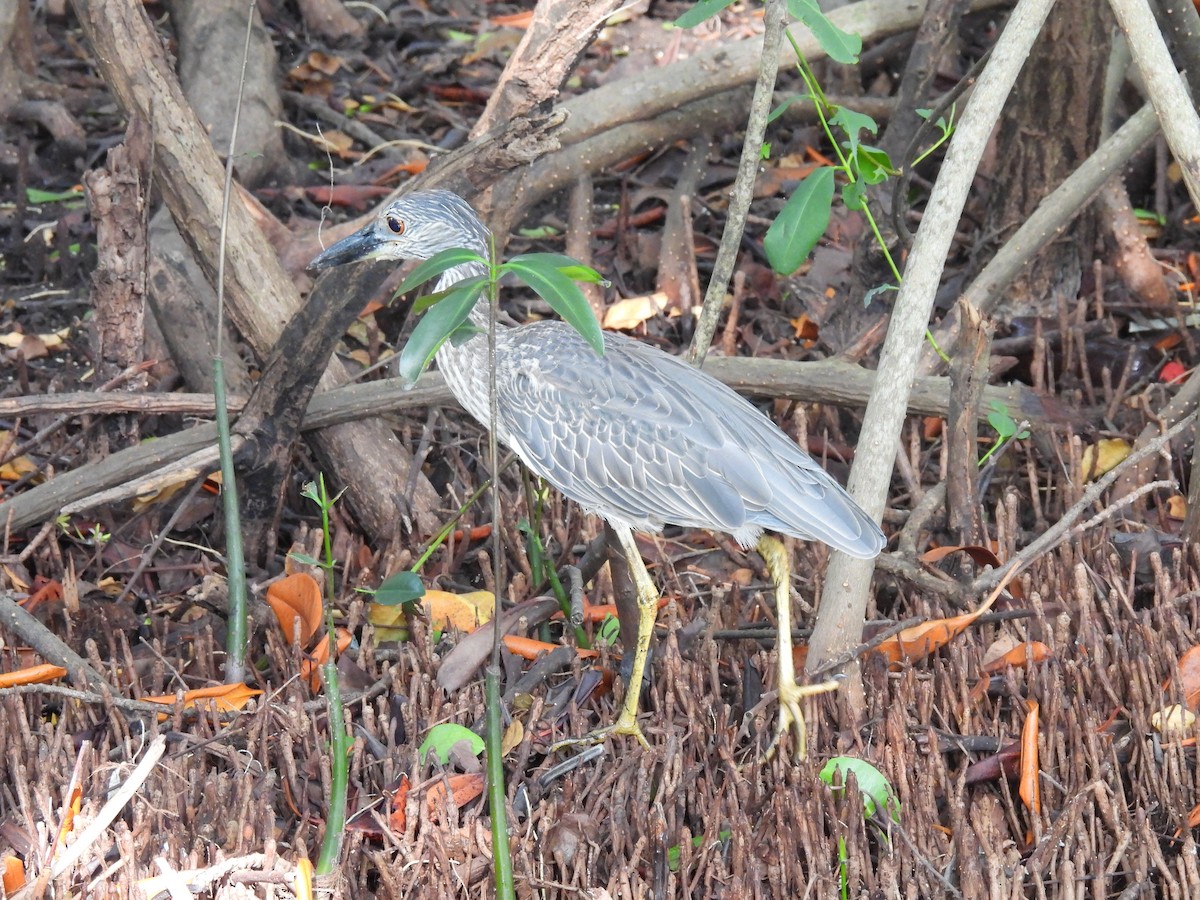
[{"left": 307, "top": 190, "right": 491, "bottom": 272}]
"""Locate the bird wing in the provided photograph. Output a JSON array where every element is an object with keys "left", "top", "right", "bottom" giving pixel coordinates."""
[{"left": 493, "top": 323, "right": 883, "bottom": 557}]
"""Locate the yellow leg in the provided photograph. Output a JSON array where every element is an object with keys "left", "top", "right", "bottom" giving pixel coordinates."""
[
  {"left": 553, "top": 524, "right": 654, "bottom": 750},
  {"left": 758, "top": 535, "right": 839, "bottom": 761}
]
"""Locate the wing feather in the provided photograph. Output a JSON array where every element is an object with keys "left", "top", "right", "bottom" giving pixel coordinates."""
[{"left": 493, "top": 322, "right": 883, "bottom": 556}]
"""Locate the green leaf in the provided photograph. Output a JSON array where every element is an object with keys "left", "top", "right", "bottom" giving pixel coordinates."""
[
  {"left": 420, "top": 723, "right": 485, "bottom": 765},
  {"left": 861, "top": 282, "right": 898, "bottom": 306},
  {"left": 394, "top": 247, "right": 486, "bottom": 298},
  {"left": 597, "top": 614, "right": 621, "bottom": 647},
  {"left": 820, "top": 757, "right": 901, "bottom": 823},
  {"left": 786, "top": 0, "right": 862, "bottom": 64},
  {"left": 987, "top": 403, "right": 1017, "bottom": 439},
  {"left": 767, "top": 95, "right": 804, "bottom": 125},
  {"left": 288, "top": 551, "right": 322, "bottom": 567},
  {"left": 501, "top": 257, "right": 606, "bottom": 357},
  {"left": 517, "top": 225, "right": 560, "bottom": 239},
  {"left": 763, "top": 166, "right": 835, "bottom": 275},
  {"left": 849, "top": 144, "right": 894, "bottom": 185},
  {"left": 374, "top": 570, "right": 426, "bottom": 606},
  {"left": 508, "top": 252, "right": 610, "bottom": 286},
  {"left": 411, "top": 276, "right": 485, "bottom": 315},
  {"left": 397, "top": 276, "right": 486, "bottom": 382},
  {"left": 674, "top": 0, "right": 737, "bottom": 29},
  {"left": 829, "top": 107, "right": 878, "bottom": 158},
  {"left": 26, "top": 187, "right": 84, "bottom": 204},
  {"left": 841, "top": 180, "right": 866, "bottom": 212},
  {"left": 666, "top": 830, "right": 731, "bottom": 872}
]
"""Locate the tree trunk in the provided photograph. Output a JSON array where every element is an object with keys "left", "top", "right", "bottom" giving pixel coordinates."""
[{"left": 981, "top": 0, "right": 1112, "bottom": 321}]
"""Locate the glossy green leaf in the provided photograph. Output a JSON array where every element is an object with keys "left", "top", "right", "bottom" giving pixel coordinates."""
[
  {"left": 420, "top": 723, "right": 485, "bottom": 765},
  {"left": 501, "top": 258, "right": 605, "bottom": 357},
  {"left": 374, "top": 570, "right": 426, "bottom": 606},
  {"left": 764, "top": 166, "right": 835, "bottom": 275},
  {"left": 819, "top": 757, "right": 901, "bottom": 823},
  {"left": 508, "top": 252, "right": 610, "bottom": 286},
  {"left": 849, "top": 144, "right": 894, "bottom": 185},
  {"left": 394, "top": 247, "right": 485, "bottom": 299},
  {"left": 786, "top": 0, "right": 862, "bottom": 64},
  {"left": 674, "top": 0, "right": 736, "bottom": 29},
  {"left": 398, "top": 275, "right": 486, "bottom": 382}
]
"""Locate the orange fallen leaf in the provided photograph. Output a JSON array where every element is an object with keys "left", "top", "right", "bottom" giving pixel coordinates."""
[
  {"left": 55, "top": 781, "right": 82, "bottom": 849},
  {"left": 25, "top": 578, "right": 64, "bottom": 611},
  {"left": 1168, "top": 494, "right": 1188, "bottom": 520},
  {"left": 981, "top": 641, "right": 1052, "bottom": 674},
  {"left": 0, "top": 437, "right": 37, "bottom": 481},
  {"left": 450, "top": 524, "right": 493, "bottom": 543},
  {"left": 577, "top": 594, "right": 670, "bottom": 623},
  {"left": 301, "top": 628, "right": 354, "bottom": 691},
  {"left": 1179, "top": 802, "right": 1200, "bottom": 837},
  {"left": 1018, "top": 701, "right": 1040, "bottom": 816},
  {"left": 491, "top": 10, "right": 533, "bottom": 27},
  {"left": 0, "top": 663, "right": 68, "bottom": 689},
  {"left": 1166, "top": 644, "right": 1200, "bottom": 710},
  {"left": 502, "top": 635, "right": 598, "bottom": 660},
  {"left": 140, "top": 683, "right": 263, "bottom": 718},
  {"left": 3, "top": 855, "right": 25, "bottom": 894},
  {"left": 790, "top": 313, "right": 819, "bottom": 342},
  {"left": 425, "top": 773, "right": 485, "bottom": 823},
  {"left": 266, "top": 573, "right": 324, "bottom": 646},
  {"left": 872, "top": 569, "right": 1009, "bottom": 669},
  {"left": 388, "top": 773, "right": 412, "bottom": 834},
  {"left": 872, "top": 613, "right": 983, "bottom": 668}
]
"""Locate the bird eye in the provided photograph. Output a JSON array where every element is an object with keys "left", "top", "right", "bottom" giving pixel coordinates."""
[{"left": 386, "top": 216, "right": 405, "bottom": 235}]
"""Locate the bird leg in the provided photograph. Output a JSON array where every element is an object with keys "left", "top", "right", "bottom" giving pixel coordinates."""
[
  {"left": 757, "top": 535, "right": 840, "bottom": 761},
  {"left": 553, "top": 523, "right": 655, "bottom": 750}
]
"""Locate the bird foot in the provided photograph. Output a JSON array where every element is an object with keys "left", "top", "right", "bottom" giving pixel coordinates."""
[
  {"left": 762, "top": 678, "right": 840, "bottom": 762},
  {"left": 551, "top": 710, "right": 650, "bottom": 753}
]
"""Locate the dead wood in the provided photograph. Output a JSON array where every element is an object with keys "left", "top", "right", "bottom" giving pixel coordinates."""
[
  {"left": 946, "top": 299, "right": 992, "bottom": 544},
  {"left": 68, "top": 0, "right": 444, "bottom": 541},
  {"left": 470, "top": 0, "right": 625, "bottom": 141},
  {"left": 232, "top": 260, "right": 391, "bottom": 564},
  {"left": 82, "top": 116, "right": 151, "bottom": 452}
]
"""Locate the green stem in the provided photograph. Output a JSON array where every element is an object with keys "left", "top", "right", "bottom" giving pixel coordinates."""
[
  {"left": 214, "top": 360, "right": 247, "bottom": 684},
  {"left": 484, "top": 234, "right": 516, "bottom": 900},
  {"left": 315, "top": 661, "right": 350, "bottom": 875},
  {"left": 485, "top": 667, "right": 514, "bottom": 896},
  {"left": 410, "top": 478, "right": 495, "bottom": 572}
]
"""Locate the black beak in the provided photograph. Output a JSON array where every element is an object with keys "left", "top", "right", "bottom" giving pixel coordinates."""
[{"left": 307, "top": 224, "right": 385, "bottom": 273}]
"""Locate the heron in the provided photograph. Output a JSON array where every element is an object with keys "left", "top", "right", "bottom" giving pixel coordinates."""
[{"left": 309, "top": 190, "right": 884, "bottom": 757}]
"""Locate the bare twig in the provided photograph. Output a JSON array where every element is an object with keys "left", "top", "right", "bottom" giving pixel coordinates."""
[{"left": 687, "top": 0, "right": 786, "bottom": 365}]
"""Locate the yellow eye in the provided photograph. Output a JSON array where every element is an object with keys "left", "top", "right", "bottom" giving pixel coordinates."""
[{"left": 386, "top": 216, "right": 405, "bottom": 235}]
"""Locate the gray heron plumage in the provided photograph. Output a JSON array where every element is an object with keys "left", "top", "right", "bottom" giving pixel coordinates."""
[{"left": 310, "top": 189, "right": 884, "bottom": 757}]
